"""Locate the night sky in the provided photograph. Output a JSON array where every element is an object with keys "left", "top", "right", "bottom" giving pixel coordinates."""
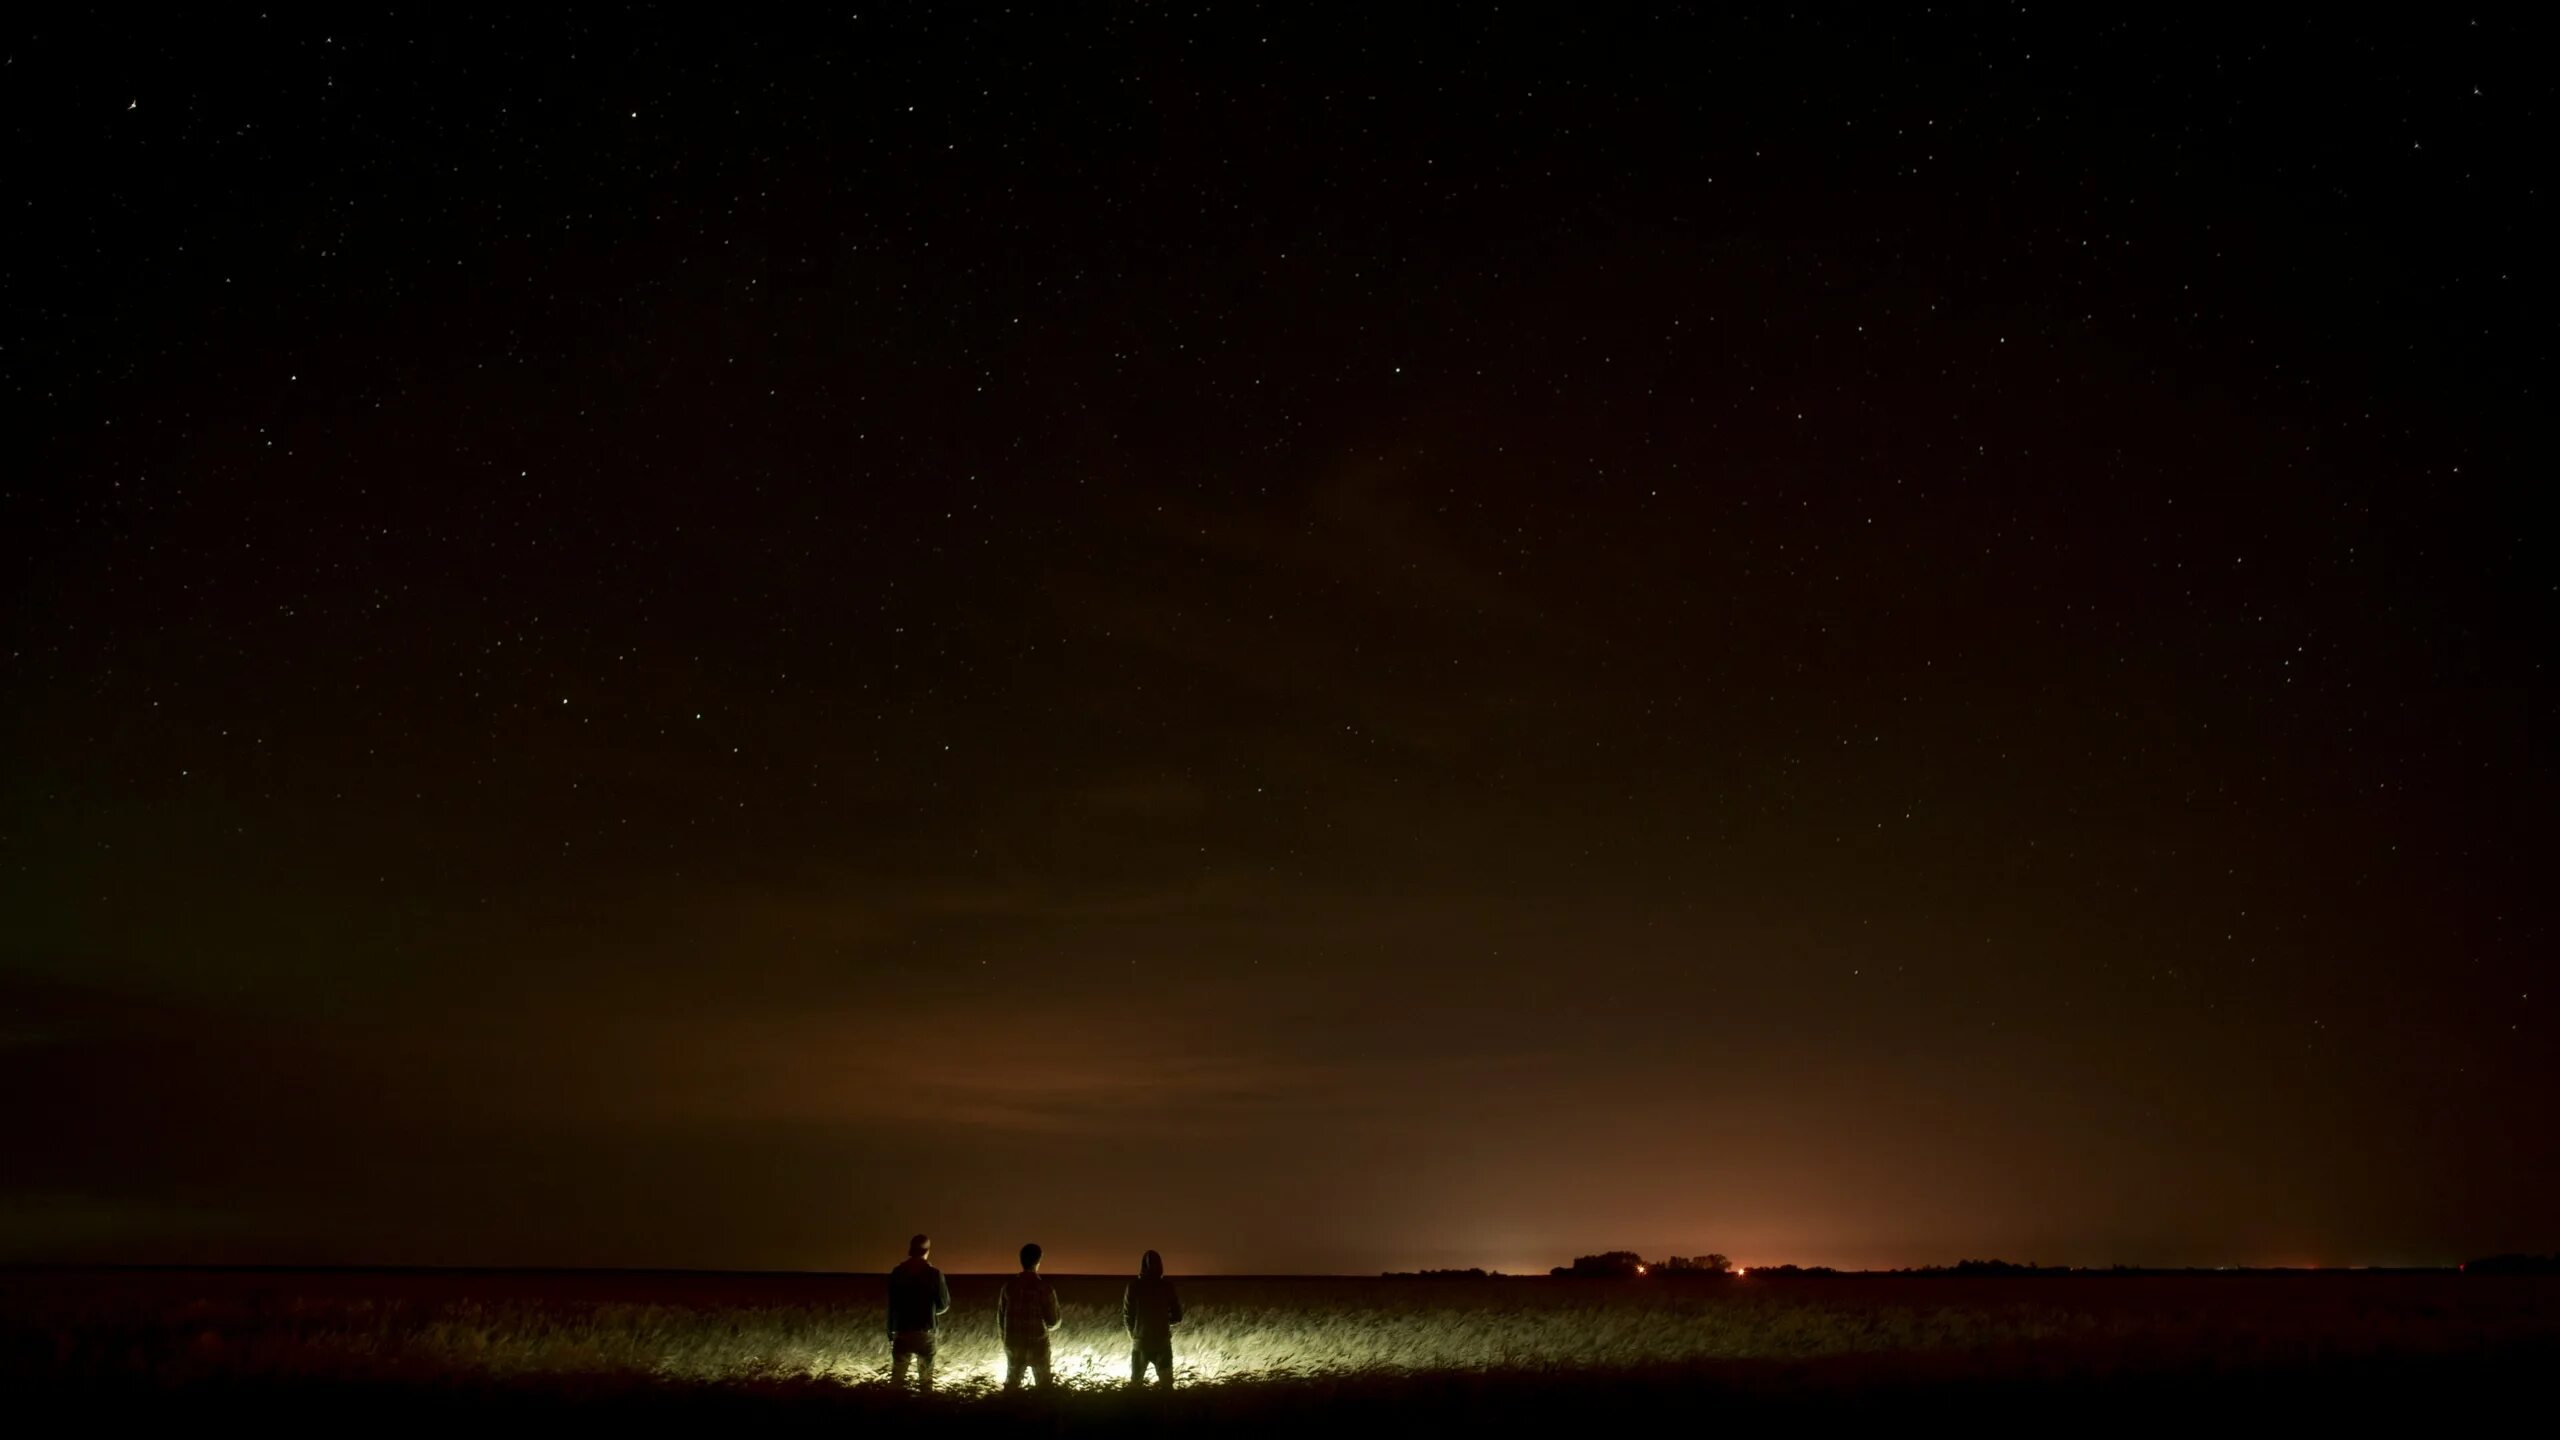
[{"left": 5, "top": 10, "right": 2551, "bottom": 1276}]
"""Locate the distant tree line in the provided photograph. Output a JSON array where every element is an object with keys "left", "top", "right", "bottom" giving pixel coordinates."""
[
  {"left": 2463, "top": 1253, "right": 2560, "bottom": 1275},
  {"left": 1549, "top": 1252, "right": 1733, "bottom": 1278},
  {"left": 1911, "top": 1259, "right": 2074, "bottom": 1277},
  {"left": 1552, "top": 1251, "right": 1642, "bottom": 1278},
  {"left": 1442, "top": 1251, "right": 2542, "bottom": 1280}
]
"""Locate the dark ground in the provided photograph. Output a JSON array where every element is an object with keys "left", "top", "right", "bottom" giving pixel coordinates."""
[
  {"left": 19, "top": 1347, "right": 2556, "bottom": 1435},
  {"left": 7, "top": 1269, "right": 2554, "bottom": 1434}
]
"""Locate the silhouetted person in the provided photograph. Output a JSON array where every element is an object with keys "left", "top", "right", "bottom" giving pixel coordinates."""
[
  {"left": 997, "top": 1241, "right": 1062, "bottom": 1390},
  {"left": 886, "top": 1233, "right": 951, "bottom": 1390},
  {"left": 1123, "top": 1249, "right": 1183, "bottom": 1387}
]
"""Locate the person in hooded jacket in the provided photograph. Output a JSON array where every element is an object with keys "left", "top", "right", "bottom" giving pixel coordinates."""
[
  {"left": 885, "top": 1233, "right": 952, "bottom": 1389},
  {"left": 1122, "top": 1248, "right": 1184, "bottom": 1386}
]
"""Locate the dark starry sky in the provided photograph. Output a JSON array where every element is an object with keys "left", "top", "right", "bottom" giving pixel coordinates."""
[{"left": 3, "top": 8, "right": 2551, "bottom": 1274}]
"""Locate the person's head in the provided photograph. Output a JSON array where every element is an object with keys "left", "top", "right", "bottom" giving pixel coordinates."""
[
  {"left": 1140, "top": 1249, "right": 1164, "bottom": 1280},
  {"left": 1019, "top": 1242, "right": 1043, "bottom": 1271},
  {"left": 908, "top": 1234, "right": 930, "bottom": 1260}
]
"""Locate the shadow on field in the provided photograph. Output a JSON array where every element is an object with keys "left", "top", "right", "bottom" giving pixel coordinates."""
[{"left": 27, "top": 1345, "right": 2556, "bottom": 1434}]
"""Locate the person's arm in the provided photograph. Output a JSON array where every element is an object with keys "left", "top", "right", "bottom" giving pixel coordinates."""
[
  {"left": 935, "top": 1269, "right": 951, "bottom": 1317},
  {"left": 1044, "top": 1279, "right": 1062, "bottom": 1330},
  {"left": 1122, "top": 1281, "right": 1136, "bottom": 1337},
  {"left": 997, "top": 1282, "right": 1010, "bottom": 1337},
  {"left": 1168, "top": 1282, "right": 1183, "bottom": 1327}
]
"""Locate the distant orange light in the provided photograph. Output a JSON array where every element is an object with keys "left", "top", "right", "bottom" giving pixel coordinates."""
[
  {"left": 1735, "top": 1266, "right": 1748, "bottom": 1276},
  {"left": 1634, "top": 1265, "right": 1647, "bottom": 1275}
]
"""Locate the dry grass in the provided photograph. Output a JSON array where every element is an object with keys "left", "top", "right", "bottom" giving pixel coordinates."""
[{"left": 7, "top": 1269, "right": 2556, "bottom": 1408}]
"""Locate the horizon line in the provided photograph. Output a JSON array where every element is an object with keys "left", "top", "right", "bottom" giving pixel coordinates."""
[{"left": 0, "top": 1259, "right": 2490, "bottom": 1279}]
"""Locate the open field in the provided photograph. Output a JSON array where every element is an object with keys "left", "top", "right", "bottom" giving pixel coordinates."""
[{"left": 7, "top": 1268, "right": 2556, "bottom": 1430}]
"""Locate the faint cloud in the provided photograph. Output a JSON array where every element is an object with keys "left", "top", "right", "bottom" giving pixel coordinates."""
[
  {"left": 1032, "top": 459, "right": 1590, "bottom": 772},
  {"left": 536, "top": 999, "right": 1570, "bottom": 1142},
  {"left": 632, "top": 1008, "right": 1361, "bottom": 1137},
  {"left": 693, "top": 869, "right": 1267, "bottom": 953},
  {"left": 0, "top": 1191, "right": 231, "bottom": 1258}
]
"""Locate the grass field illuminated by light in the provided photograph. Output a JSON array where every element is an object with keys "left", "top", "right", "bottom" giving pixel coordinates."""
[{"left": 15, "top": 1271, "right": 2556, "bottom": 1402}]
